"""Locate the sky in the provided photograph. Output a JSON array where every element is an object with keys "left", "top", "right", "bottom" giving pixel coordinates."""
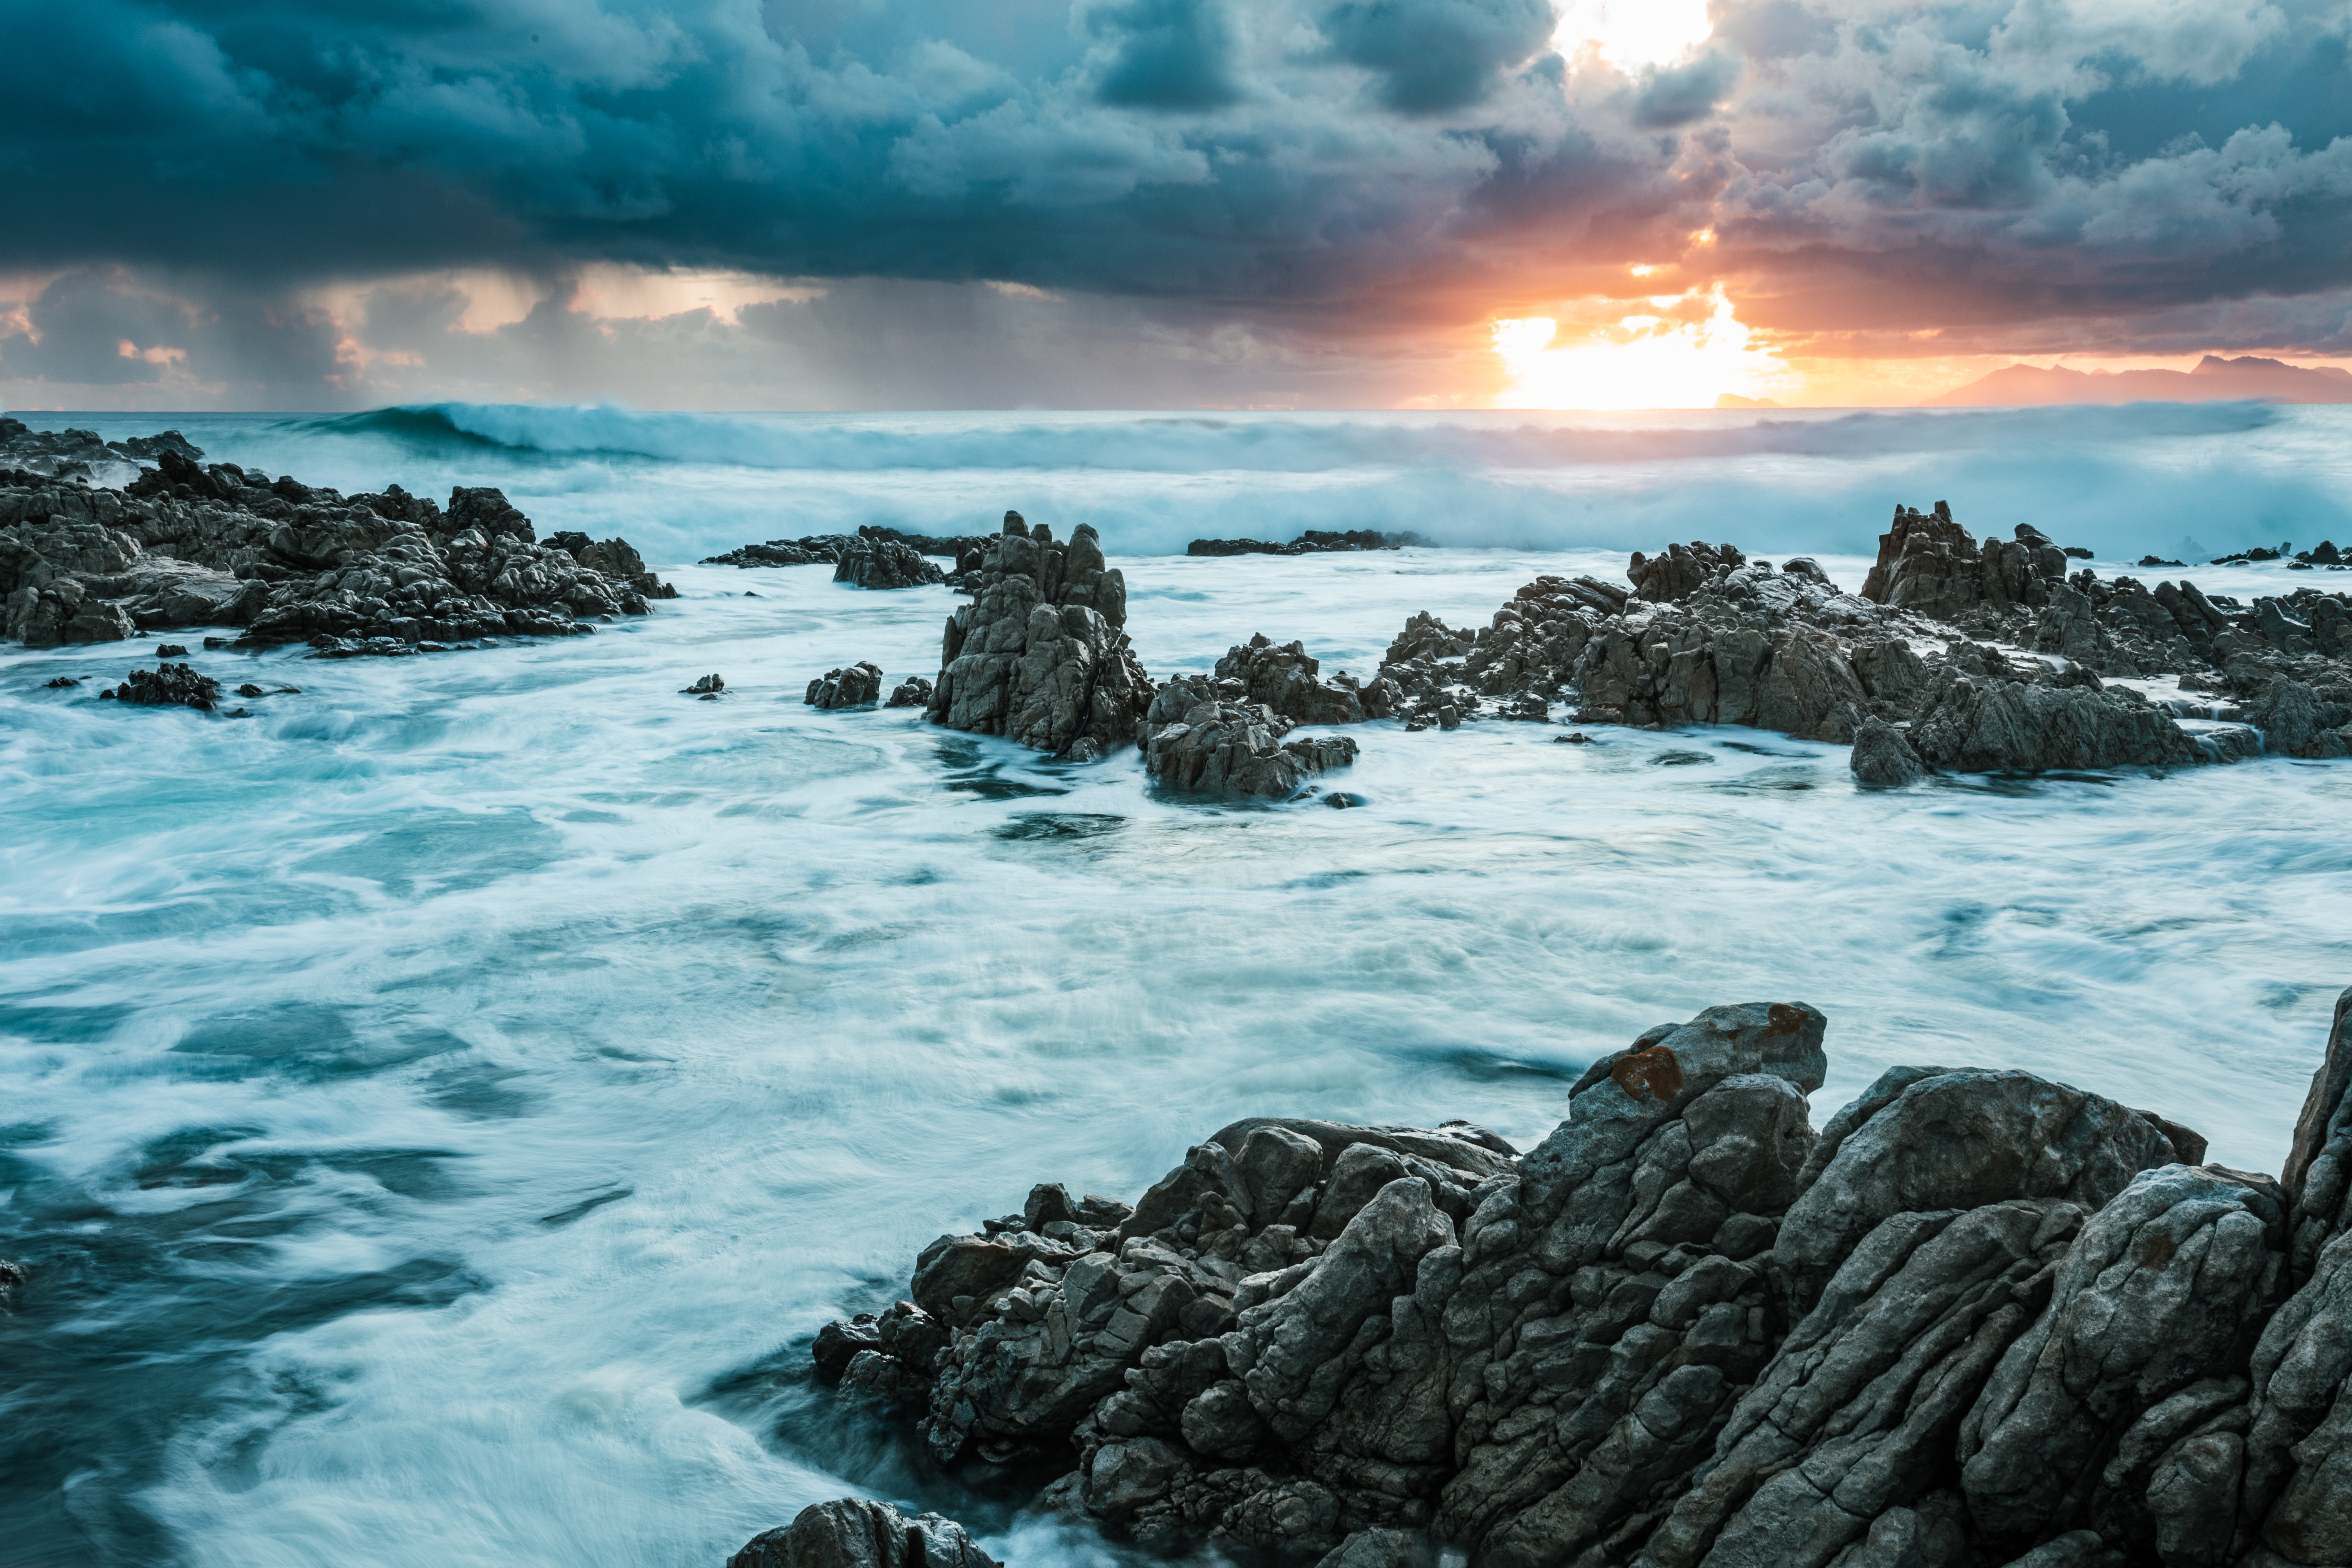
[{"left": 4, "top": 0, "right": 2352, "bottom": 411}]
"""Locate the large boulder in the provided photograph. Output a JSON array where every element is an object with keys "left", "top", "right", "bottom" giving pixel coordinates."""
[
  {"left": 1859, "top": 505, "right": 2060, "bottom": 620},
  {"left": 1213, "top": 636, "right": 1380, "bottom": 724},
  {"left": 1905, "top": 669, "right": 2202, "bottom": 772},
  {"left": 928, "top": 513, "right": 1150, "bottom": 758}
]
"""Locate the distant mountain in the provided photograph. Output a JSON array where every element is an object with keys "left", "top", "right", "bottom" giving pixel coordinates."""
[
  {"left": 1715, "top": 393, "right": 1782, "bottom": 408},
  {"left": 1924, "top": 355, "right": 2352, "bottom": 406}
]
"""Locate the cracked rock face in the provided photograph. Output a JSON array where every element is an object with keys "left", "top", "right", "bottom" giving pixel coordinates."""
[
  {"left": 928, "top": 513, "right": 1150, "bottom": 758},
  {"left": 1213, "top": 635, "right": 1394, "bottom": 725},
  {"left": 1139, "top": 676, "right": 1361, "bottom": 799},
  {"left": 797, "top": 992, "right": 2352, "bottom": 1568}
]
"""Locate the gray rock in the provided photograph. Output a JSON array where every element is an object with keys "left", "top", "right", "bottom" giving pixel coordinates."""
[
  {"left": 1213, "top": 635, "right": 1377, "bottom": 724},
  {"left": 725, "top": 1498, "right": 998, "bottom": 1568},
  {"left": 884, "top": 676, "right": 932, "bottom": 709},
  {"left": 929, "top": 515, "right": 1148, "bottom": 757},
  {"left": 2283, "top": 986, "right": 2352, "bottom": 1277},
  {"left": 806, "top": 663, "right": 884, "bottom": 709},
  {"left": 834, "top": 538, "right": 945, "bottom": 591},
  {"left": 1905, "top": 667, "right": 2201, "bottom": 772},
  {"left": 1851, "top": 715, "right": 1928, "bottom": 786},
  {"left": 1139, "top": 676, "right": 1359, "bottom": 799},
  {"left": 1775, "top": 1066, "right": 2200, "bottom": 1316},
  {"left": 1958, "top": 1165, "right": 2288, "bottom": 1558}
]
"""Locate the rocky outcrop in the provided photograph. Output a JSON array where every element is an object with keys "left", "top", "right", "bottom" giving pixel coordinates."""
[
  {"left": 702, "top": 536, "right": 855, "bottom": 568},
  {"left": 804, "top": 992, "right": 2352, "bottom": 1568},
  {"left": 1859, "top": 506, "right": 2068, "bottom": 621},
  {"left": 101, "top": 664, "right": 222, "bottom": 710},
  {"left": 1850, "top": 714, "right": 1927, "bottom": 786},
  {"left": 0, "top": 426, "right": 672, "bottom": 650},
  {"left": 928, "top": 513, "right": 1150, "bottom": 760},
  {"left": 1139, "top": 676, "right": 1361, "bottom": 799},
  {"left": 1363, "top": 503, "right": 2349, "bottom": 778},
  {"left": 806, "top": 664, "right": 885, "bottom": 709},
  {"left": 835, "top": 538, "right": 945, "bottom": 591},
  {"left": 885, "top": 676, "right": 932, "bottom": 709},
  {"left": 726, "top": 1499, "right": 997, "bottom": 1568},
  {"left": 1214, "top": 636, "right": 1395, "bottom": 725},
  {"left": 1188, "top": 531, "right": 1431, "bottom": 557}
]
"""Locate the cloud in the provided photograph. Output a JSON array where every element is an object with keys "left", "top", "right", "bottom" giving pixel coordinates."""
[{"left": 2, "top": 0, "right": 2351, "bottom": 408}]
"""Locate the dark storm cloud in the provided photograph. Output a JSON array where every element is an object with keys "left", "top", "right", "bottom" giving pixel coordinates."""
[
  {"left": 1318, "top": 0, "right": 1559, "bottom": 113},
  {"left": 5, "top": 0, "right": 2352, "bottom": 409}
]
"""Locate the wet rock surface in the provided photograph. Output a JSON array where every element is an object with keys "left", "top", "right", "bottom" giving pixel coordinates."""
[
  {"left": 806, "top": 663, "right": 886, "bottom": 709},
  {"left": 726, "top": 1498, "right": 998, "bottom": 1568},
  {"left": 835, "top": 538, "right": 946, "bottom": 591},
  {"left": 804, "top": 990, "right": 2352, "bottom": 1568},
  {"left": 1358, "top": 509, "right": 2351, "bottom": 777},
  {"left": 1188, "top": 530, "right": 1432, "bottom": 557},
  {"left": 928, "top": 513, "right": 1150, "bottom": 759},
  {"left": 101, "top": 664, "right": 222, "bottom": 710},
  {"left": 1, "top": 424, "right": 672, "bottom": 651},
  {"left": 1138, "top": 675, "right": 1361, "bottom": 798}
]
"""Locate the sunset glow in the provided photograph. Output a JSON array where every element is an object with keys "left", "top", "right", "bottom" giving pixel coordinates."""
[
  {"left": 1552, "top": 0, "right": 1714, "bottom": 69},
  {"left": 1489, "top": 292, "right": 1795, "bottom": 410}
]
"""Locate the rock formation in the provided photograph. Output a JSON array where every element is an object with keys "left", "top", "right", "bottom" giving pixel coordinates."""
[
  {"left": 1139, "top": 676, "right": 1361, "bottom": 798},
  {"left": 927, "top": 513, "right": 1150, "bottom": 760},
  {"left": 1356, "top": 511, "right": 2352, "bottom": 777},
  {"left": 806, "top": 664, "right": 885, "bottom": 709},
  {"left": 1213, "top": 635, "right": 1398, "bottom": 725},
  {"left": 834, "top": 538, "right": 945, "bottom": 591},
  {"left": 1188, "top": 531, "right": 1432, "bottom": 557},
  {"left": 1, "top": 424, "right": 673, "bottom": 652},
  {"left": 727, "top": 1499, "right": 998, "bottom": 1568},
  {"left": 799, "top": 990, "right": 2352, "bottom": 1568},
  {"left": 100, "top": 664, "right": 222, "bottom": 710}
]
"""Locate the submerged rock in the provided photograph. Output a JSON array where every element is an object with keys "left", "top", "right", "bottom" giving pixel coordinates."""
[
  {"left": 1850, "top": 714, "right": 1927, "bottom": 785},
  {"left": 797, "top": 992, "right": 2352, "bottom": 1568},
  {"left": 928, "top": 513, "right": 1150, "bottom": 758}
]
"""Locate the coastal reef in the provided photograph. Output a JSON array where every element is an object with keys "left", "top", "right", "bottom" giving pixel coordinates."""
[
  {"left": 768, "top": 990, "right": 2352, "bottom": 1568},
  {"left": 0, "top": 421, "right": 673, "bottom": 654},
  {"left": 1188, "top": 530, "right": 1434, "bottom": 557},
  {"left": 703, "top": 525, "right": 990, "bottom": 584},
  {"left": 1360, "top": 507, "right": 2352, "bottom": 774}
]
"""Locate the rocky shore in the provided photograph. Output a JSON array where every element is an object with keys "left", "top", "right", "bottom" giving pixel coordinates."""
[
  {"left": 762, "top": 989, "right": 2352, "bottom": 1568},
  {"left": 1, "top": 420, "right": 673, "bottom": 656},
  {"left": 1351, "top": 506, "right": 2352, "bottom": 777},
  {"left": 1187, "top": 530, "right": 1434, "bottom": 557}
]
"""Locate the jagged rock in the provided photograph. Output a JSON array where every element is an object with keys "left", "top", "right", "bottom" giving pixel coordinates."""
[
  {"left": 726, "top": 1498, "right": 998, "bottom": 1568},
  {"left": 1859, "top": 506, "right": 2061, "bottom": 620},
  {"left": 804, "top": 996, "right": 2352, "bottom": 1568},
  {"left": 2283, "top": 988, "right": 2352, "bottom": 1276},
  {"left": 1139, "top": 677, "right": 1359, "bottom": 798},
  {"left": 835, "top": 538, "right": 946, "bottom": 591},
  {"left": 1631, "top": 541, "right": 1746, "bottom": 604},
  {"left": 1851, "top": 715, "right": 1928, "bottom": 785},
  {"left": 929, "top": 513, "right": 1149, "bottom": 758},
  {"left": 1905, "top": 668, "right": 2201, "bottom": 772},
  {"left": 1214, "top": 635, "right": 1390, "bottom": 724},
  {"left": 2242, "top": 676, "right": 2352, "bottom": 759},
  {"left": 1958, "top": 1166, "right": 2288, "bottom": 1560},
  {"left": 806, "top": 664, "right": 884, "bottom": 709},
  {"left": 702, "top": 536, "right": 855, "bottom": 567},
  {"left": 683, "top": 674, "right": 725, "bottom": 696},
  {"left": 104, "top": 664, "right": 222, "bottom": 710},
  {"left": 0, "top": 424, "right": 670, "bottom": 651},
  {"left": 885, "top": 676, "right": 932, "bottom": 708}
]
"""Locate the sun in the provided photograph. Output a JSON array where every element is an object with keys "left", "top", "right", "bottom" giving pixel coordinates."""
[
  {"left": 1553, "top": 0, "right": 1714, "bottom": 70},
  {"left": 1489, "top": 290, "right": 1798, "bottom": 410}
]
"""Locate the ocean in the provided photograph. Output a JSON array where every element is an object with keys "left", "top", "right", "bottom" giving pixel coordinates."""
[{"left": 4, "top": 402, "right": 2350, "bottom": 1568}]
